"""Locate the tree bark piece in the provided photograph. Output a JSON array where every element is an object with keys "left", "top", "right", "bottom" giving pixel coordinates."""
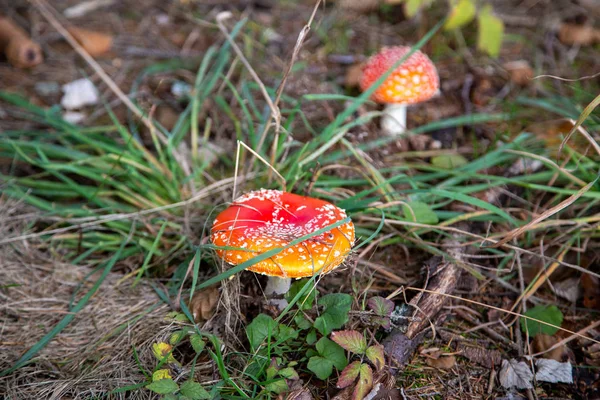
[{"left": 405, "top": 240, "right": 463, "bottom": 339}]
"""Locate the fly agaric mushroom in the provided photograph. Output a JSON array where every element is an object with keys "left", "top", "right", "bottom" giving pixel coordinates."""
[
  {"left": 360, "top": 46, "right": 439, "bottom": 136},
  {"left": 210, "top": 189, "right": 355, "bottom": 309}
]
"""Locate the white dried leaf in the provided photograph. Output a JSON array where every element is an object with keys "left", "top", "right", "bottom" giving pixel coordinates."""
[
  {"left": 61, "top": 79, "right": 99, "bottom": 110},
  {"left": 535, "top": 359, "right": 573, "bottom": 384},
  {"left": 552, "top": 277, "right": 580, "bottom": 303},
  {"left": 499, "top": 359, "right": 534, "bottom": 389}
]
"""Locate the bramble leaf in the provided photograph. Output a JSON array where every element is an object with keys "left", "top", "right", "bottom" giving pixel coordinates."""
[
  {"left": 190, "top": 334, "right": 205, "bottom": 354},
  {"left": 477, "top": 4, "right": 504, "bottom": 57},
  {"left": 146, "top": 378, "right": 179, "bottom": 395},
  {"left": 367, "top": 296, "right": 394, "bottom": 317},
  {"left": 337, "top": 361, "right": 361, "bottom": 388},
  {"left": 366, "top": 344, "right": 385, "bottom": 371},
  {"left": 402, "top": 201, "right": 439, "bottom": 225},
  {"left": 152, "top": 369, "right": 172, "bottom": 381},
  {"left": 331, "top": 330, "right": 367, "bottom": 355},
  {"left": 445, "top": 0, "right": 476, "bottom": 30},
  {"left": 152, "top": 342, "right": 177, "bottom": 364},
  {"left": 180, "top": 381, "right": 211, "bottom": 399},
  {"left": 353, "top": 364, "right": 373, "bottom": 400}
]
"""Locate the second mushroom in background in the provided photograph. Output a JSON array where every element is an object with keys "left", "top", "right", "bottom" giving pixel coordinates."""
[{"left": 360, "top": 46, "right": 440, "bottom": 136}]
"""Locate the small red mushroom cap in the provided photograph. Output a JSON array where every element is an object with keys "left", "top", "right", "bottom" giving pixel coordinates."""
[
  {"left": 210, "top": 189, "right": 355, "bottom": 279},
  {"left": 360, "top": 46, "right": 439, "bottom": 105}
]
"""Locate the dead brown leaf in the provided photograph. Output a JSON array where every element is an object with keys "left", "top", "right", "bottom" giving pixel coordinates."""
[
  {"left": 503, "top": 60, "right": 534, "bottom": 86},
  {"left": 188, "top": 286, "right": 219, "bottom": 323},
  {"left": 345, "top": 63, "right": 364, "bottom": 88},
  {"left": 532, "top": 333, "right": 568, "bottom": 362},
  {"left": 67, "top": 26, "right": 113, "bottom": 57},
  {"left": 458, "top": 344, "right": 502, "bottom": 369},
  {"left": 336, "top": 0, "right": 380, "bottom": 13},
  {"left": 426, "top": 355, "right": 456, "bottom": 369},
  {"left": 558, "top": 23, "right": 600, "bottom": 46},
  {"left": 582, "top": 274, "right": 600, "bottom": 310}
]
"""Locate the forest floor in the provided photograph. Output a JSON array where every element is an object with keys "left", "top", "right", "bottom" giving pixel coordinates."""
[{"left": 1, "top": 0, "right": 600, "bottom": 399}]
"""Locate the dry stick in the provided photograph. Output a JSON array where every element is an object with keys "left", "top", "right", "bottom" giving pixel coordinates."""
[
  {"left": 404, "top": 240, "right": 462, "bottom": 339},
  {"left": 453, "top": 308, "right": 519, "bottom": 351},
  {"left": 267, "top": 0, "right": 323, "bottom": 180},
  {"left": 32, "top": 0, "right": 192, "bottom": 179},
  {"left": 399, "top": 287, "right": 600, "bottom": 346}
]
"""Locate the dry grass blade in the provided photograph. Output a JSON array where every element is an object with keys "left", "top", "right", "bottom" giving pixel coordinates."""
[
  {"left": 491, "top": 178, "right": 597, "bottom": 248},
  {"left": 0, "top": 174, "right": 255, "bottom": 246},
  {"left": 558, "top": 92, "right": 600, "bottom": 158}
]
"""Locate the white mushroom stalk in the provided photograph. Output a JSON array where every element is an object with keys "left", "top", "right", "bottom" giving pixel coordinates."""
[
  {"left": 264, "top": 276, "right": 291, "bottom": 309},
  {"left": 381, "top": 103, "right": 408, "bottom": 136}
]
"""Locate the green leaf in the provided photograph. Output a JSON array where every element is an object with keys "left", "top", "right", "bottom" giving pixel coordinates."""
[
  {"left": 295, "top": 314, "right": 312, "bottom": 330},
  {"left": 190, "top": 334, "right": 205, "bottom": 354},
  {"left": 431, "top": 154, "right": 468, "bottom": 170},
  {"left": 152, "top": 369, "right": 172, "bottom": 381},
  {"left": 169, "top": 330, "right": 186, "bottom": 345},
  {"left": 146, "top": 378, "right": 179, "bottom": 395},
  {"left": 314, "top": 293, "right": 352, "bottom": 336},
  {"left": 286, "top": 279, "right": 317, "bottom": 310},
  {"left": 403, "top": 0, "right": 433, "bottom": 17},
  {"left": 279, "top": 367, "right": 299, "bottom": 380},
  {"left": 306, "top": 329, "right": 317, "bottom": 345},
  {"left": 445, "top": 0, "right": 476, "bottom": 30},
  {"left": 246, "top": 313, "right": 278, "bottom": 350},
  {"left": 331, "top": 330, "right": 367, "bottom": 355},
  {"left": 402, "top": 201, "right": 439, "bottom": 224},
  {"left": 266, "top": 365, "right": 279, "bottom": 380},
  {"left": 366, "top": 345, "right": 385, "bottom": 371},
  {"left": 265, "top": 378, "right": 288, "bottom": 394},
  {"left": 316, "top": 337, "right": 348, "bottom": 370},
  {"left": 477, "top": 4, "right": 504, "bottom": 57},
  {"left": 277, "top": 324, "right": 298, "bottom": 342},
  {"left": 179, "top": 381, "right": 211, "bottom": 400},
  {"left": 337, "top": 361, "right": 361, "bottom": 389},
  {"left": 520, "top": 305, "right": 563, "bottom": 336},
  {"left": 307, "top": 356, "right": 334, "bottom": 380}
]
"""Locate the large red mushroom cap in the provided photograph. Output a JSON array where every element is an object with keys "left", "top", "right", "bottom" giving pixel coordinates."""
[
  {"left": 360, "top": 46, "right": 439, "bottom": 105},
  {"left": 210, "top": 189, "right": 355, "bottom": 279}
]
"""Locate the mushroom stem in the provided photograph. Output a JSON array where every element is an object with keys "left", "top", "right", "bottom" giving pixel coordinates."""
[
  {"left": 381, "top": 103, "right": 407, "bottom": 136},
  {"left": 265, "top": 276, "right": 291, "bottom": 310}
]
